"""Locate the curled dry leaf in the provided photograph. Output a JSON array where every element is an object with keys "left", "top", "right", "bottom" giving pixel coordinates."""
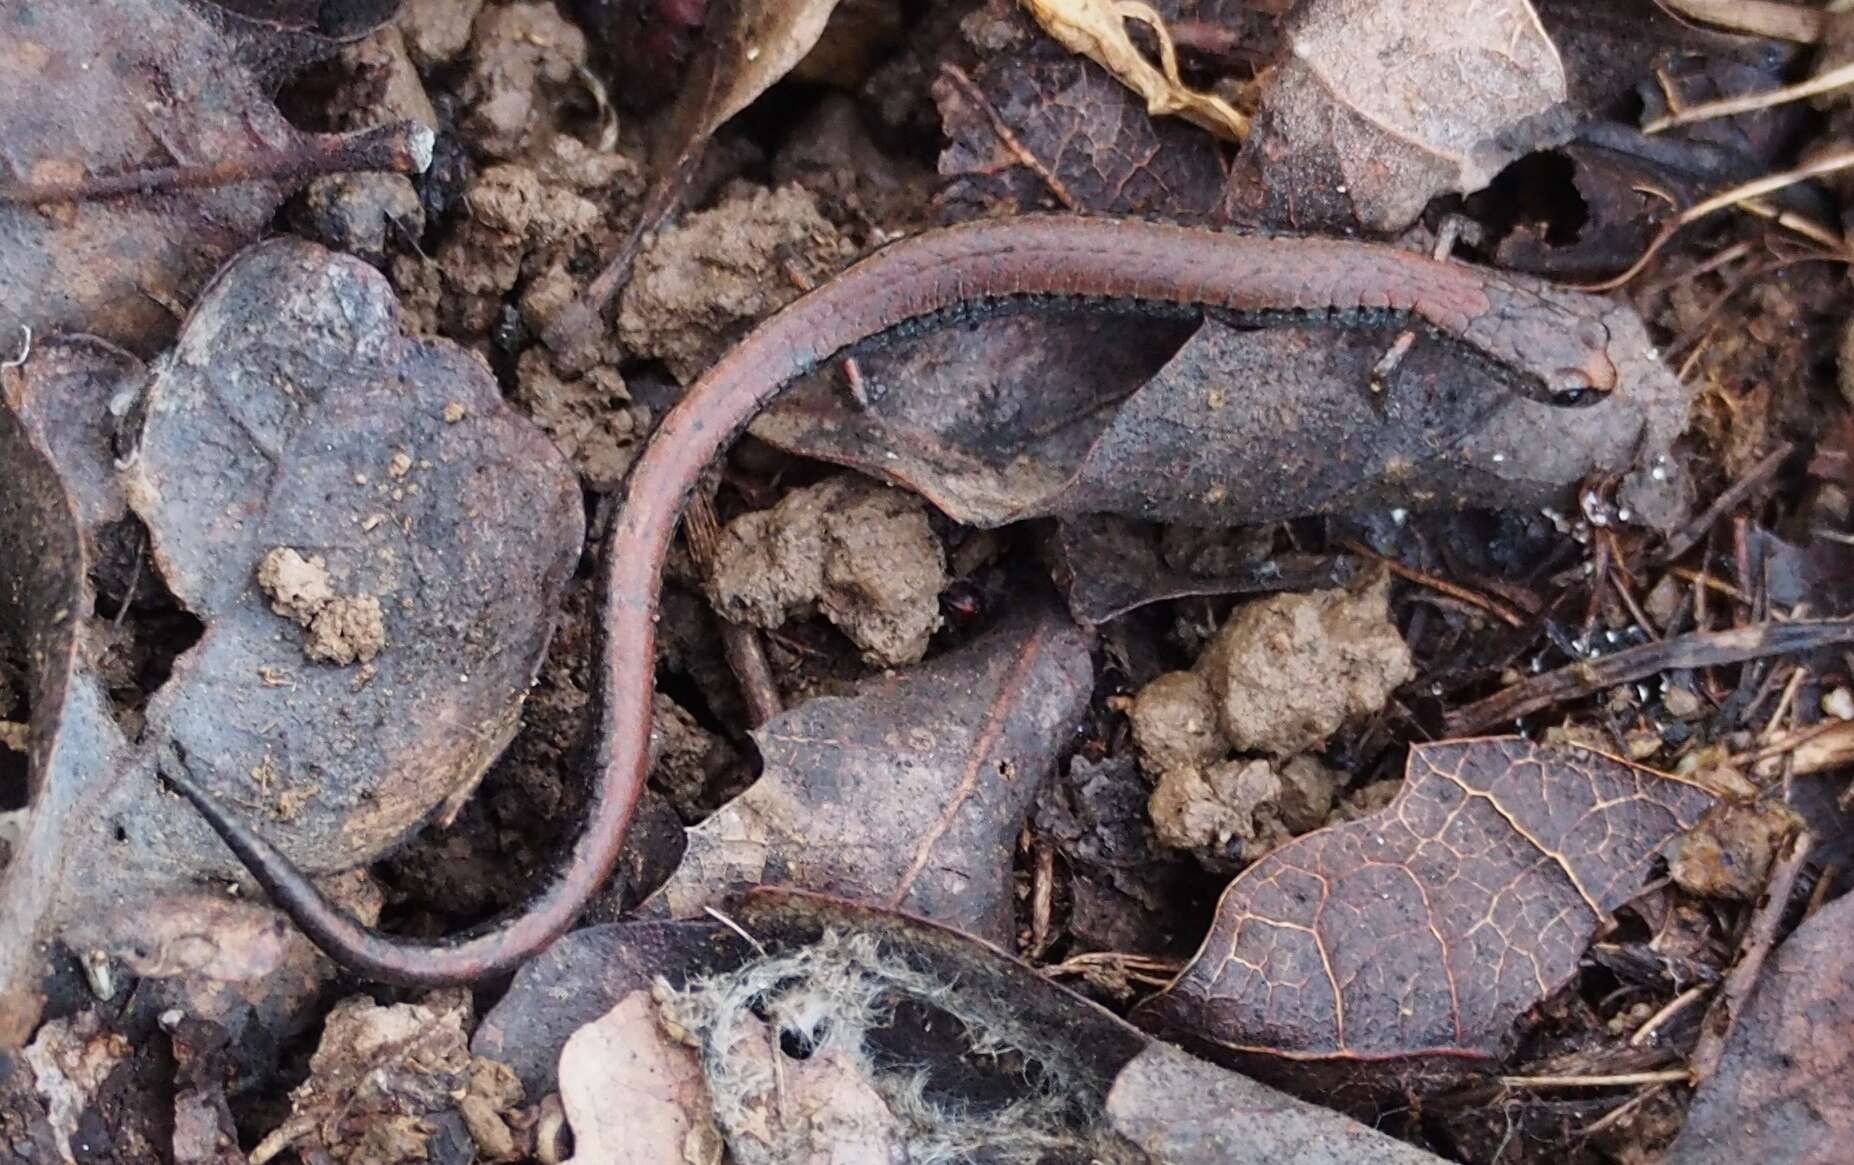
[
  {"left": 497, "top": 891, "right": 1459, "bottom": 1163},
  {"left": 0, "top": 347, "right": 132, "bottom": 1046},
  {"left": 1136, "top": 739, "right": 1717, "bottom": 1095},
  {"left": 649, "top": 603, "right": 1092, "bottom": 943},
  {"left": 0, "top": 241, "right": 581, "bottom": 1044},
  {"left": 1049, "top": 514, "right": 1360, "bottom": 625},
  {"left": 1664, "top": 891, "right": 1854, "bottom": 1165},
  {"left": 556, "top": 991, "right": 721, "bottom": 1165},
  {"left": 1019, "top": 0, "right": 1250, "bottom": 142},
  {"left": 755, "top": 311, "right": 1691, "bottom": 533},
  {"left": 0, "top": 0, "right": 422, "bottom": 353},
  {"left": 1234, "top": 0, "right": 1574, "bottom": 232}
]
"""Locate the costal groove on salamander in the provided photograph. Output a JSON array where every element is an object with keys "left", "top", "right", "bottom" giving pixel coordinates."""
[{"left": 163, "top": 215, "right": 1628, "bottom": 984}]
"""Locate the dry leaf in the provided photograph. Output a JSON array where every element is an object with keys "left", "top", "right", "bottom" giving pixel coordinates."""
[
  {"left": 650, "top": 603, "right": 1092, "bottom": 942},
  {"left": 1137, "top": 739, "right": 1716, "bottom": 1096},
  {"left": 1019, "top": 0, "right": 1250, "bottom": 141}
]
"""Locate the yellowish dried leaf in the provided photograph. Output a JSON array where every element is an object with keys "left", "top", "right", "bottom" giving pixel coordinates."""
[{"left": 1019, "top": 0, "right": 1250, "bottom": 142}]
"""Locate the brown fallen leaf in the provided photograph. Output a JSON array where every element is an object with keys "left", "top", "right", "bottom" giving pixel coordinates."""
[
  {"left": 209, "top": 0, "right": 403, "bottom": 41},
  {"left": 0, "top": 0, "right": 426, "bottom": 353},
  {"left": 723, "top": 889, "right": 1454, "bottom": 1164},
  {"left": 1231, "top": 0, "right": 1576, "bottom": 232},
  {"left": 934, "top": 12, "right": 1230, "bottom": 219},
  {"left": 1106, "top": 1041, "right": 1446, "bottom": 1165},
  {"left": 754, "top": 312, "right": 1691, "bottom": 533},
  {"left": 1049, "top": 514, "right": 1360, "bottom": 625},
  {"left": 556, "top": 991, "right": 723, "bottom": 1165},
  {"left": 1019, "top": 0, "right": 1250, "bottom": 142},
  {"left": 0, "top": 240, "right": 581, "bottom": 1044},
  {"left": 649, "top": 602, "right": 1092, "bottom": 943},
  {"left": 0, "top": 355, "right": 133, "bottom": 1046},
  {"left": 1136, "top": 739, "right": 1717, "bottom": 1098},
  {"left": 1663, "top": 890, "right": 1854, "bottom": 1165},
  {"left": 473, "top": 919, "right": 756, "bottom": 1099}
]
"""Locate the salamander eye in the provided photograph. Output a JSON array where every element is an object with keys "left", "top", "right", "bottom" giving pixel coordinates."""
[
  {"left": 1547, "top": 363, "right": 1609, "bottom": 407},
  {"left": 1550, "top": 382, "right": 1592, "bottom": 407}
]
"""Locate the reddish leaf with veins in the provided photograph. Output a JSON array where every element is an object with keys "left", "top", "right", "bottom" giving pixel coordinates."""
[
  {"left": 1666, "top": 891, "right": 1854, "bottom": 1164},
  {"left": 1137, "top": 739, "right": 1714, "bottom": 1082}
]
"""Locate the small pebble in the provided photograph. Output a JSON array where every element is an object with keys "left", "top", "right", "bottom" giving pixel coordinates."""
[{"left": 1824, "top": 687, "right": 1854, "bottom": 721}]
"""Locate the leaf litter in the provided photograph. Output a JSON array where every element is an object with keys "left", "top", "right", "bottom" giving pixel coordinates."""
[{"left": 3, "top": 0, "right": 1853, "bottom": 1161}]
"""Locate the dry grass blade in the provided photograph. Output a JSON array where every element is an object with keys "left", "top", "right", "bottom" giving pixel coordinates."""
[
  {"left": 1645, "top": 60, "right": 1854, "bottom": 133},
  {"left": 1574, "top": 148, "right": 1854, "bottom": 291},
  {"left": 1658, "top": 0, "right": 1825, "bottom": 42}
]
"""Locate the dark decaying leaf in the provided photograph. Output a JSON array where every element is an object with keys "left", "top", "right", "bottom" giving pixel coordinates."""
[
  {"left": 0, "top": 240, "right": 581, "bottom": 1044},
  {"left": 649, "top": 602, "right": 1092, "bottom": 944},
  {"left": 724, "top": 890, "right": 1451, "bottom": 1165},
  {"left": 1228, "top": 0, "right": 1575, "bottom": 234},
  {"left": 755, "top": 316, "right": 1690, "bottom": 531},
  {"left": 933, "top": 18, "right": 1231, "bottom": 221},
  {"left": 472, "top": 919, "right": 755, "bottom": 1099},
  {"left": 1663, "top": 891, "right": 1854, "bottom": 1165},
  {"left": 1136, "top": 739, "right": 1716, "bottom": 1095},
  {"left": 1050, "top": 514, "right": 1360, "bottom": 625},
  {"left": 208, "top": 0, "right": 402, "bottom": 40},
  {"left": 1536, "top": 0, "right": 1804, "bottom": 120},
  {"left": 0, "top": 351, "right": 132, "bottom": 1046},
  {"left": 0, "top": 0, "right": 416, "bottom": 353},
  {"left": 1032, "top": 754, "right": 1202, "bottom": 954}
]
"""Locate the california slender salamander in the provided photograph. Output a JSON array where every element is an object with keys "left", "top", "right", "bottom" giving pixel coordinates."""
[{"left": 163, "top": 215, "right": 1660, "bottom": 984}]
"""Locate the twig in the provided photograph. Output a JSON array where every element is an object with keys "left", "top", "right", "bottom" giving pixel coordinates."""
[
  {"left": 538, "top": 155, "right": 696, "bottom": 363},
  {"left": 1445, "top": 618, "right": 1854, "bottom": 734},
  {"left": 0, "top": 326, "right": 28, "bottom": 370},
  {"left": 1579, "top": 1084, "right": 1668, "bottom": 1137},
  {"left": 1644, "top": 60, "right": 1854, "bottom": 133},
  {"left": 1338, "top": 542, "right": 1526, "bottom": 627},
  {"left": 683, "top": 493, "right": 784, "bottom": 728},
  {"left": 1687, "top": 829, "right": 1812, "bottom": 1083},
  {"left": 1029, "top": 836, "right": 1056, "bottom": 958},
  {"left": 1574, "top": 149, "right": 1854, "bottom": 292},
  {"left": 1498, "top": 1069, "right": 1692, "bottom": 1089},
  {"left": 1628, "top": 984, "right": 1712, "bottom": 1047},
  {"left": 1657, "top": 442, "right": 1794, "bottom": 564},
  {"left": 0, "top": 122, "right": 432, "bottom": 205}
]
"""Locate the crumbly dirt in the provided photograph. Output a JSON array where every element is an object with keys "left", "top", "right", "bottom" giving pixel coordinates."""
[
  {"left": 255, "top": 548, "right": 387, "bottom": 666},
  {"left": 1194, "top": 575, "right": 1414, "bottom": 757},
  {"left": 331, "top": 23, "right": 440, "bottom": 132},
  {"left": 252, "top": 990, "right": 524, "bottom": 1165},
  {"left": 1147, "top": 755, "right": 1338, "bottom": 859},
  {"left": 1668, "top": 801, "right": 1804, "bottom": 902},
  {"left": 705, "top": 474, "right": 947, "bottom": 667},
  {"left": 1126, "top": 670, "right": 1225, "bottom": 775},
  {"left": 255, "top": 547, "right": 336, "bottom": 624},
  {"left": 396, "top": 0, "right": 485, "bottom": 70},
  {"left": 648, "top": 691, "right": 735, "bottom": 818},
  {"left": 618, "top": 184, "right": 857, "bottom": 382},
  {"left": 305, "top": 595, "right": 388, "bottom": 667},
  {"left": 455, "top": 1, "right": 590, "bottom": 161},
  {"left": 297, "top": 172, "right": 424, "bottom": 262}
]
